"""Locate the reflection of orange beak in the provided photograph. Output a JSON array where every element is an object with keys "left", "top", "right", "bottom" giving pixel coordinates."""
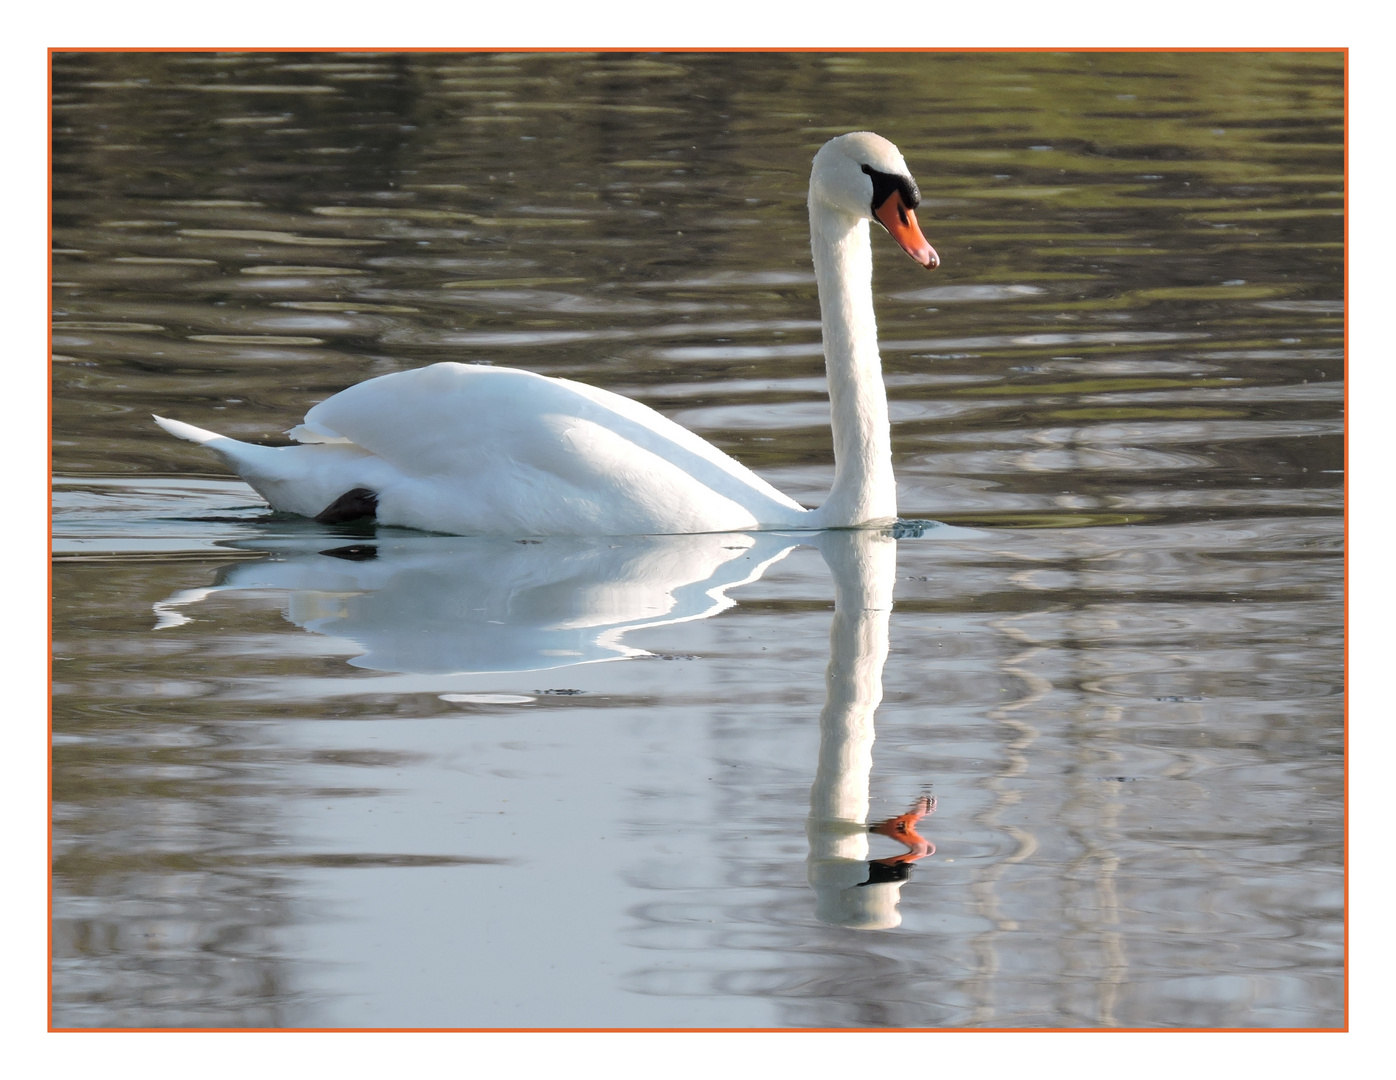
[
  {"left": 874, "top": 191, "right": 939, "bottom": 269},
  {"left": 869, "top": 794, "right": 937, "bottom": 864}
]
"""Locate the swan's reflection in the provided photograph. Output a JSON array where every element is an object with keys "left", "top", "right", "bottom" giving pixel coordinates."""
[
  {"left": 806, "top": 529, "right": 935, "bottom": 930},
  {"left": 155, "top": 531, "right": 800, "bottom": 673},
  {"left": 154, "top": 525, "right": 944, "bottom": 928}
]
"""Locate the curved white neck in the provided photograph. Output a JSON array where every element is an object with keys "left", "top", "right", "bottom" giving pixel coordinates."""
[{"left": 808, "top": 203, "right": 897, "bottom": 528}]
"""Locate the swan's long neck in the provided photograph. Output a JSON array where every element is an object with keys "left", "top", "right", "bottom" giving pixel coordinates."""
[{"left": 809, "top": 203, "right": 897, "bottom": 528}]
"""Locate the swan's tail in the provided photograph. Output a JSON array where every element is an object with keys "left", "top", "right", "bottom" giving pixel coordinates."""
[
  {"left": 153, "top": 414, "right": 369, "bottom": 521},
  {"left": 153, "top": 414, "right": 292, "bottom": 497},
  {"left": 153, "top": 415, "right": 226, "bottom": 446}
]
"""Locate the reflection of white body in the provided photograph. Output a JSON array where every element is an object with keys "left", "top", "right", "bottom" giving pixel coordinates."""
[
  {"left": 154, "top": 132, "right": 937, "bottom": 537},
  {"left": 155, "top": 532, "right": 799, "bottom": 674}
]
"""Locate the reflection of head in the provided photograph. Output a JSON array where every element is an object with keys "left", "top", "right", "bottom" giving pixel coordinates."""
[{"left": 808, "top": 797, "right": 936, "bottom": 931}]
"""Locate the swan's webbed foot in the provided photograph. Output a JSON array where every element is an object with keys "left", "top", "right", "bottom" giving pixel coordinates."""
[{"left": 315, "top": 487, "right": 379, "bottom": 524}]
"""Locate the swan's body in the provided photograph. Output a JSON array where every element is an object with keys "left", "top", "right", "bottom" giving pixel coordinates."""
[
  {"left": 155, "top": 132, "right": 937, "bottom": 536},
  {"left": 157, "top": 365, "right": 806, "bottom": 535}
]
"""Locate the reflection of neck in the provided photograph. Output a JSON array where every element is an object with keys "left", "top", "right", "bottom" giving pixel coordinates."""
[
  {"left": 810, "top": 528, "right": 895, "bottom": 829},
  {"left": 808, "top": 202, "right": 896, "bottom": 529},
  {"left": 806, "top": 528, "right": 900, "bottom": 929}
]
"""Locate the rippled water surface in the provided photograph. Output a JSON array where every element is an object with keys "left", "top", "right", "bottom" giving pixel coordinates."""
[{"left": 51, "top": 51, "right": 1344, "bottom": 1029}]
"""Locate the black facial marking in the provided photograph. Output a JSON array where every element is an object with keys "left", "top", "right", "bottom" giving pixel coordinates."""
[
  {"left": 858, "top": 860, "right": 913, "bottom": 887},
  {"left": 315, "top": 487, "right": 379, "bottom": 524},
  {"left": 861, "top": 164, "right": 921, "bottom": 213}
]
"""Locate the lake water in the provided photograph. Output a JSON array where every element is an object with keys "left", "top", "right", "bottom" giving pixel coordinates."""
[{"left": 50, "top": 50, "right": 1344, "bottom": 1029}]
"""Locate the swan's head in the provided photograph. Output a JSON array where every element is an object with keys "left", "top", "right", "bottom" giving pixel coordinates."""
[{"left": 810, "top": 132, "right": 939, "bottom": 269}]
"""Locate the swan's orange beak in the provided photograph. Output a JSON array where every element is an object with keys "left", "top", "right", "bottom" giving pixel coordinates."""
[{"left": 874, "top": 191, "right": 939, "bottom": 270}]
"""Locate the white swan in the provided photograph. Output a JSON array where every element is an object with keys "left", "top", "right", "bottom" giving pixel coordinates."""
[{"left": 154, "top": 132, "right": 937, "bottom": 536}]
